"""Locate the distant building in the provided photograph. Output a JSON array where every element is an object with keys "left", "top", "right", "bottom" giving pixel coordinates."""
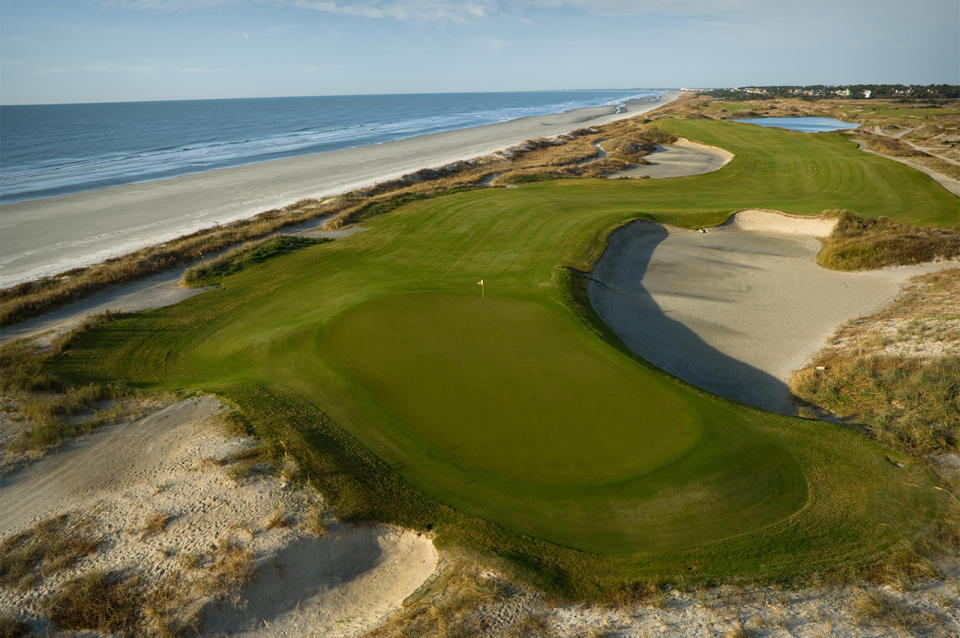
[{"left": 863, "top": 89, "right": 872, "bottom": 99}]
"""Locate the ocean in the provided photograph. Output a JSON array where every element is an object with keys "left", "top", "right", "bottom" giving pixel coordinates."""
[{"left": 0, "top": 89, "right": 656, "bottom": 204}]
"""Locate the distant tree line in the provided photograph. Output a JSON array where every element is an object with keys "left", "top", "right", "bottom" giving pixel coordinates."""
[{"left": 702, "top": 84, "right": 960, "bottom": 101}]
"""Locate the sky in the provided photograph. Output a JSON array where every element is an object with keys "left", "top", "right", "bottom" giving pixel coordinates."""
[{"left": 1, "top": 0, "right": 958, "bottom": 104}]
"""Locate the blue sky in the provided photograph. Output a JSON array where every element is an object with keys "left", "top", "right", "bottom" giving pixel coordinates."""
[{"left": 1, "top": 0, "right": 958, "bottom": 104}]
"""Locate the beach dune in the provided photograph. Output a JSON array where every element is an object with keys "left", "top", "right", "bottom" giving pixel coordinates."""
[{"left": 0, "top": 93, "right": 678, "bottom": 289}]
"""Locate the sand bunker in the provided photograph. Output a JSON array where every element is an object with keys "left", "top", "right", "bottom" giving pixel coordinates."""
[
  {"left": 588, "top": 211, "right": 954, "bottom": 414},
  {"left": 0, "top": 396, "right": 437, "bottom": 636},
  {"left": 607, "top": 138, "right": 734, "bottom": 179}
]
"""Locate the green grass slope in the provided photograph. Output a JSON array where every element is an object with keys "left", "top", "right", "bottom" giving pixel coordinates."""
[{"left": 54, "top": 120, "right": 957, "bottom": 594}]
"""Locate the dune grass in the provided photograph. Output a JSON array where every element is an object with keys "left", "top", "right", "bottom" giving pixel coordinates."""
[
  {"left": 817, "top": 211, "right": 960, "bottom": 271},
  {"left": 51, "top": 119, "right": 959, "bottom": 596}
]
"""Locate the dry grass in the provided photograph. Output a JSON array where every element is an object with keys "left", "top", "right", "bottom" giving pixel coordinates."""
[
  {"left": 1, "top": 325, "right": 134, "bottom": 452},
  {"left": 199, "top": 541, "right": 256, "bottom": 595},
  {"left": 43, "top": 570, "right": 143, "bottom": 636},
  {"left": 139, "top": 512, "right": 173, "bottom": 540},
  {"left": 219, "top": 443, "right": 278, "bottom": 481},
  {"left": 0, "top": 514, "right": 100, "bottom": 590},
  {"left": 852, "top": 590, "right": 946, "bottom": 634},
  {"left": 264, "top": 510, "right": 290, "bottom": 530},
  {"left": 366, "top": 562, "right": 521, "bottom": 638},
  {"left": 0, "top": 616, "right": 30, "bottom": 638},
  {"left": 818, "top": 210, "right": 960, "bottom": 271},
  {"left": 791, "top": 268, "right": 960, "bottom": 456}
]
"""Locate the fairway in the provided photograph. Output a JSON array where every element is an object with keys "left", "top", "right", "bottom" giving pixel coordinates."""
[{"left": 55, "top": 119, "right": 958, "bottom": 591}]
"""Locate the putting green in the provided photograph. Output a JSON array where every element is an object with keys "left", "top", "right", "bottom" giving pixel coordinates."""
[
  {"left": 320, "top": 292, "right": 809, "bottom": 553},
  {"left": 54, "top": 119, "right": 955, "bottom": 589},
  {"left": 325, "top": 294, "right": 701, "bottom": 486}
]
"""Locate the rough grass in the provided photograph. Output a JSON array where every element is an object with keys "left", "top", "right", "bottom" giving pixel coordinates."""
[
  {"left": 818, "top": 211, "right": 960, "bottom": 270},
  {"left": 199, "top": 541, "right": 256, "bottom": 595},
  {"left": 365, "top": 562, "right": 522, "bottom": 638},
  {"left": 852, "top": 590, "right": 947, "bottom": 634},
  {"left": 793, "top": 355, "right": 959, "bottom": 454},
  {"left": 0, "top": 514, "right": 100, "bottom": 590},
  {"left": 139, "top": 512, "right": 172, "bottom": 540},
  {"left": 792, "top": 269, "right": 960, "bottom": 456},
  {"left": 1, "top": 315, "right": 133, "bottom": 451},
  {"left": 181, "top": 235, "right": 327, "bottom": 287},
  {"left": 0, "top": 616, "right": 30, "bottom": 638},
  {"left": 43, "top": 570, "right": 143, "bottom": 636}
]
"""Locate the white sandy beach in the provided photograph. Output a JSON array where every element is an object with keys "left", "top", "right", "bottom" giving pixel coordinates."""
[{"left": 0, "top": 92, "right": 679, "bottom": 289}]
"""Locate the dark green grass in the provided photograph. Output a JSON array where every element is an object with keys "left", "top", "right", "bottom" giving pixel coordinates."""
[
  {"left": 182, "top": 235, "right": 326, "bottom": 287},
  {"left": 52, "top": 120, "right": 958, "bottom": 594}
]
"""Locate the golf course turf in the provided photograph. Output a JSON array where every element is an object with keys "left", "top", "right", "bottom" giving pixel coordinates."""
[{"left": 54, "top": 119, "right": 959, "bottom": 595}]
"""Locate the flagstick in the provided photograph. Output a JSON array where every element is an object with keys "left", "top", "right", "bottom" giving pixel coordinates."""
[{"left": 478, "top": 279, "right": 485, "bottom": 307}]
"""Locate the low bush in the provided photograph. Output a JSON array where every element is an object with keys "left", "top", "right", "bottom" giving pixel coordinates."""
[{"left": 181, "top": 235, "right": 327, "bottom": 287}]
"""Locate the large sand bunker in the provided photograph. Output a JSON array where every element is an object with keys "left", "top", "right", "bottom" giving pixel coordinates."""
[
  {"left": 608, "top": 138, "right": 734, "bottom": 179},
  {"left": 588, "top": 211, "right": 953, "bottom": 414}
]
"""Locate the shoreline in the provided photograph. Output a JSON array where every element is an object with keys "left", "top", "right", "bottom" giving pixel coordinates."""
[{"left": 0, "top": 92, "right": 679, "bottom": 289}]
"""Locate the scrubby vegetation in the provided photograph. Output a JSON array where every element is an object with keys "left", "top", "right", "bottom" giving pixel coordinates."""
[
  {"left": 43, "top": 570, "right": 143, "bottom": 636},
  {"left": 792, "top": 268, "right": 959, "bottom": 456},
  {"left": 0, "top": 514, "right": 100, "bottom": 590},
  {"left": 794, "top": 355, "right": 959, "bottom": 454},
  {"left": 1, "top": 314, "right": 133, "bottom": 451},
  {"left": 818, "top": 211, "right": 960, "bottom": 271},
  {"left": 181, "top": 235, "right": 326, "bottom": 287}
]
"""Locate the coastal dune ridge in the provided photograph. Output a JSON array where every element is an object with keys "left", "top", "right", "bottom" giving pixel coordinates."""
[{"left": 0, "top": 91, "right": 678, "bottom": 289}]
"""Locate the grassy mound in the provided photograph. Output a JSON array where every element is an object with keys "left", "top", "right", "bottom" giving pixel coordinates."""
[
  {"left": 52, "top": 119, "right": 958, "bottom": 595},
  {"left": 817, "top": 211, "right": 960, "bottom": 271},
  {"left": 182, "top": 235, "right": 327, "bottom": 287}
]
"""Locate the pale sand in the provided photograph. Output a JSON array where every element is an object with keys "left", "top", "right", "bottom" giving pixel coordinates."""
[
  {"left": 606, "top": 137, "right": 733, "bottom": 179},
  {"left": 0, "top": 395, "right": 438, "bottom": 636},
  {"left": 588, "top": 210, "right": 956, "bottom": 414},
  {"left": 0, "top": 92, "right": 679, "bottom": 289}
]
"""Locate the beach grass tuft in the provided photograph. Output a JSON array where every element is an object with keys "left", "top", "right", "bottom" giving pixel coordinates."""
[{"left": 818, "top": 210, "right": 960, "bottom": 271}]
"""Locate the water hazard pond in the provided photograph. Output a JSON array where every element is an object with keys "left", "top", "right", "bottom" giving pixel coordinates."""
[{"left": 732, "top": 116, "right": 858, "bottom": 132}]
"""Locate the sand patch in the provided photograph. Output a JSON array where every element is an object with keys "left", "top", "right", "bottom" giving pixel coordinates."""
[
  {"left": 719, "top": 208, "right": 837, "bottom": 237},
  {"left": 588, "top": 211, "right": 954, "bottom": 414},
  {"left": 606, "top": 138, "right": 733, "bottom": 179},
  {"left": 0, "top": 395, "right": 437, "bottom": 636}
]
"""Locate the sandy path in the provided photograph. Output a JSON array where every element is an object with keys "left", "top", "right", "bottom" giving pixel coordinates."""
[
  {"left": 607, "top": 138, "right": 733, "bottom": 179},
  {"left": 588, "top": 211, "right": 955, "bottom": 414},
  {"left": 0, "top": 396, "right": 224, "bottom": 533},
  {"left": 0, "top": 93, "right": 678, "bottom": 289},
  {"left": 857, "top": 136, "right": 960, "bottom": 197},
  {"left": 0, "top": 395, "right": 438, "bottom": 636}
]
